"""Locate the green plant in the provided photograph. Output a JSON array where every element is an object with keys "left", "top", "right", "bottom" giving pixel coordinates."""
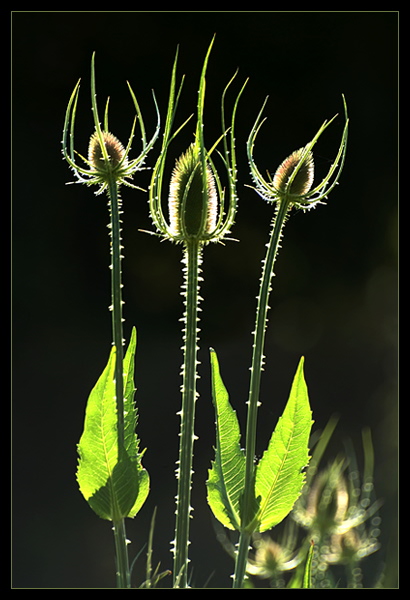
[
  {"left": 147, "top": 37, "right": 247, "bottom": 587},
  {"left": 206, "top": 94, "right": 348, "bottom": 588},
  {"left": 62, "top": 53, "right": 159, "bottom": 588},
  {"left": 61, "top": 38, "right": 384, "bottom": 590}
]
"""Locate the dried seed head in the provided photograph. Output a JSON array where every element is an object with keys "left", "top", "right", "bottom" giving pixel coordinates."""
[
  {"left": 88, "top": 131, "right": 127, "bottom": 171},
  {"left": 168, "top": 144, "right": 218, "bottom": 240},
  {"left": 273, "top": 148, "right": 314, "bottom": 196}
]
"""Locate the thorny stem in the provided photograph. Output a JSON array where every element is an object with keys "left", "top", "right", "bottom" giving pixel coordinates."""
[
  {"left": 107, "top": 177, "right": 125, "bottom": 449},
  {"left": 173, "top": 239, "right": 202, "bottom": 588},
  {"left": 233, "top": 198, "right": 292, "bottom": 588},
  {"left": 113, "top": 518, "right": 131, "bottom": 589},
  {"left": 232, "top": 530, "right": 252, "bottom": 589},
  {"left": 108, "top": 176, "right": 130, "bottom": 589}
]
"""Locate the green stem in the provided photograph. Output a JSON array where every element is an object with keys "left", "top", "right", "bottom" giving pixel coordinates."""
[
  {"left": 113, "top": 518, "right": 131, "bottom": 588},
  {"left": 233, "top": 198, "right": 291, "bottom": 588},
  {"left": 232, "top": 531, "right": 251, "bottom": 589},
  {"left": 173, "top": 239, "right": 202, "bottom": 588},
  {"left": 107, "top": 177, "right": 125, "bottom": 448},
  {"left": 107, "top": 177, "right": 130, "bottom": 588}
]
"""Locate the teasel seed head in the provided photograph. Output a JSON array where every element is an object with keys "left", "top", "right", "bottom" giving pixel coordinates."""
[
  {"left": 168, "top": 143, "right": 218, "bottom": 240},
  {"left": 273, "top": 148, "right": 314, "bottom": 196},
  {"left": 88, "top": 131, "right": 127, "bottom": 172},
  {"left": 62, "top": 54, "right": 160, "bottom": 195},
  {"left": 247, "top": 96, "right": 348, "bottom": 210}
]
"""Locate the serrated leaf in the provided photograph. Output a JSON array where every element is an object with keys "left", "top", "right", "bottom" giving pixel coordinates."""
[
  {"left": 253, "top": 357, "right": 313, "bottom": 532},
  {"left": 206, "top": 349, "right": 246, "bottom": 531},
  {"left": 121, "top": 328, "right": 150, "bottom": 517},
  {"left": 76, "top": 327, "right": 149, "bottom": 520}
]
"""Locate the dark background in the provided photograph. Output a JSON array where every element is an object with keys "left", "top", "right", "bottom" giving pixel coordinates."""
[{"left": 12, "top": 11, "right": 398, "bottom": 589}]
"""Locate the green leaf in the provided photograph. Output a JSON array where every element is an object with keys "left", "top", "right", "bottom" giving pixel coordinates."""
[
  {"left": 76, "top": 327, "right": 149, "bottom": 520},
  {"left": 252, "top": 357, "right": 313, "bottom": 532},
  {"left": 206, "top": 349, "right": 246, "bottom": 530},
  {"left": 121, "top": 328, "right": 149, "bottom": 517}
]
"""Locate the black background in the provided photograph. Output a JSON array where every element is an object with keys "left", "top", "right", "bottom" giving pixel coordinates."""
[{"left": 12, "top": 11, "right": 398, "bottom": 589}]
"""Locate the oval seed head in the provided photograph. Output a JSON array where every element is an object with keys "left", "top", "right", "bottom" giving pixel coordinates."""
[
  {"left": 88, "top": 131, "right": 127, "bottom": 171},
  {"left": 168, "top": 144, "right": 218, "bottom": 240},
  {"left": 273, "top": 147, "right": 314, "bottom": 196}
]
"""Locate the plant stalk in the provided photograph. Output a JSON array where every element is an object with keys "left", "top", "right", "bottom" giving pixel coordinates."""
[
  {"left": 108, "top": 177, "right": 130, "bottom": 588},
  {"left": 108, "top": 177, "right": 125, "bottom": 448},
  {"left": 233, "top": 198, "right": 291, "bottom": 588},
  {"left": 113, "top": 518, "right": 131, "bottom": 588},
  {"left": 232, "top": 531, "right": 252, "bottom": 589},
  {"left": 173, "top": 239, "right": 202, "bottom": 588}
]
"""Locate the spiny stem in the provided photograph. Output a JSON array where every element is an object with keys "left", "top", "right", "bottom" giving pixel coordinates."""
[
  {"left": 107, "top": 177, "right": 130, "bottom": 588},
  {"left": 232, "top": 531, "right": 251, "bottom": 589},
  {"left": 244, "top": 199, "right": 290, "bottom": 508},
  {"left": 107, "top": 177, "right": 125, "bottom": 449},
  {"left": 233, "top": 198, "right": 291, "bottom": 588},
  {"left": 113, "top": 518, "right": 131, "bottom": 588},
  {"left": 173, "top": 239, "right": 202, "bottom": 588}
]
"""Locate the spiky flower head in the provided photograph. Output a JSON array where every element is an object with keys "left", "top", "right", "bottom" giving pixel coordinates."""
[
  {"left": 272, "top": 148, "right": 315, "bottom": 197},
  {"left": 168, "top": 143, "right": 218, "bottom": 240},
  {"left": 88, "top": 131, "right": 127, "bottom": 171},
  {"left": 247, "top": 97, "right": 348, "bottom": 211},
  {"left": 62, "top": 53, "right": 160, "bottom": 195},
  {"left": 148, "top": 38, "right": 247, "bottom": 246}
]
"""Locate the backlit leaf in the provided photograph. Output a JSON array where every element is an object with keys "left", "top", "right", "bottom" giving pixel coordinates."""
[
  {"left": 76, "top": 327, "right": 149, "bottom": 520},
  {"left": 206, "top": 349, "right": 246, "bottom": 530},
  {"left": 252, "top": 357, "right": 313, "bottom": 532}
]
